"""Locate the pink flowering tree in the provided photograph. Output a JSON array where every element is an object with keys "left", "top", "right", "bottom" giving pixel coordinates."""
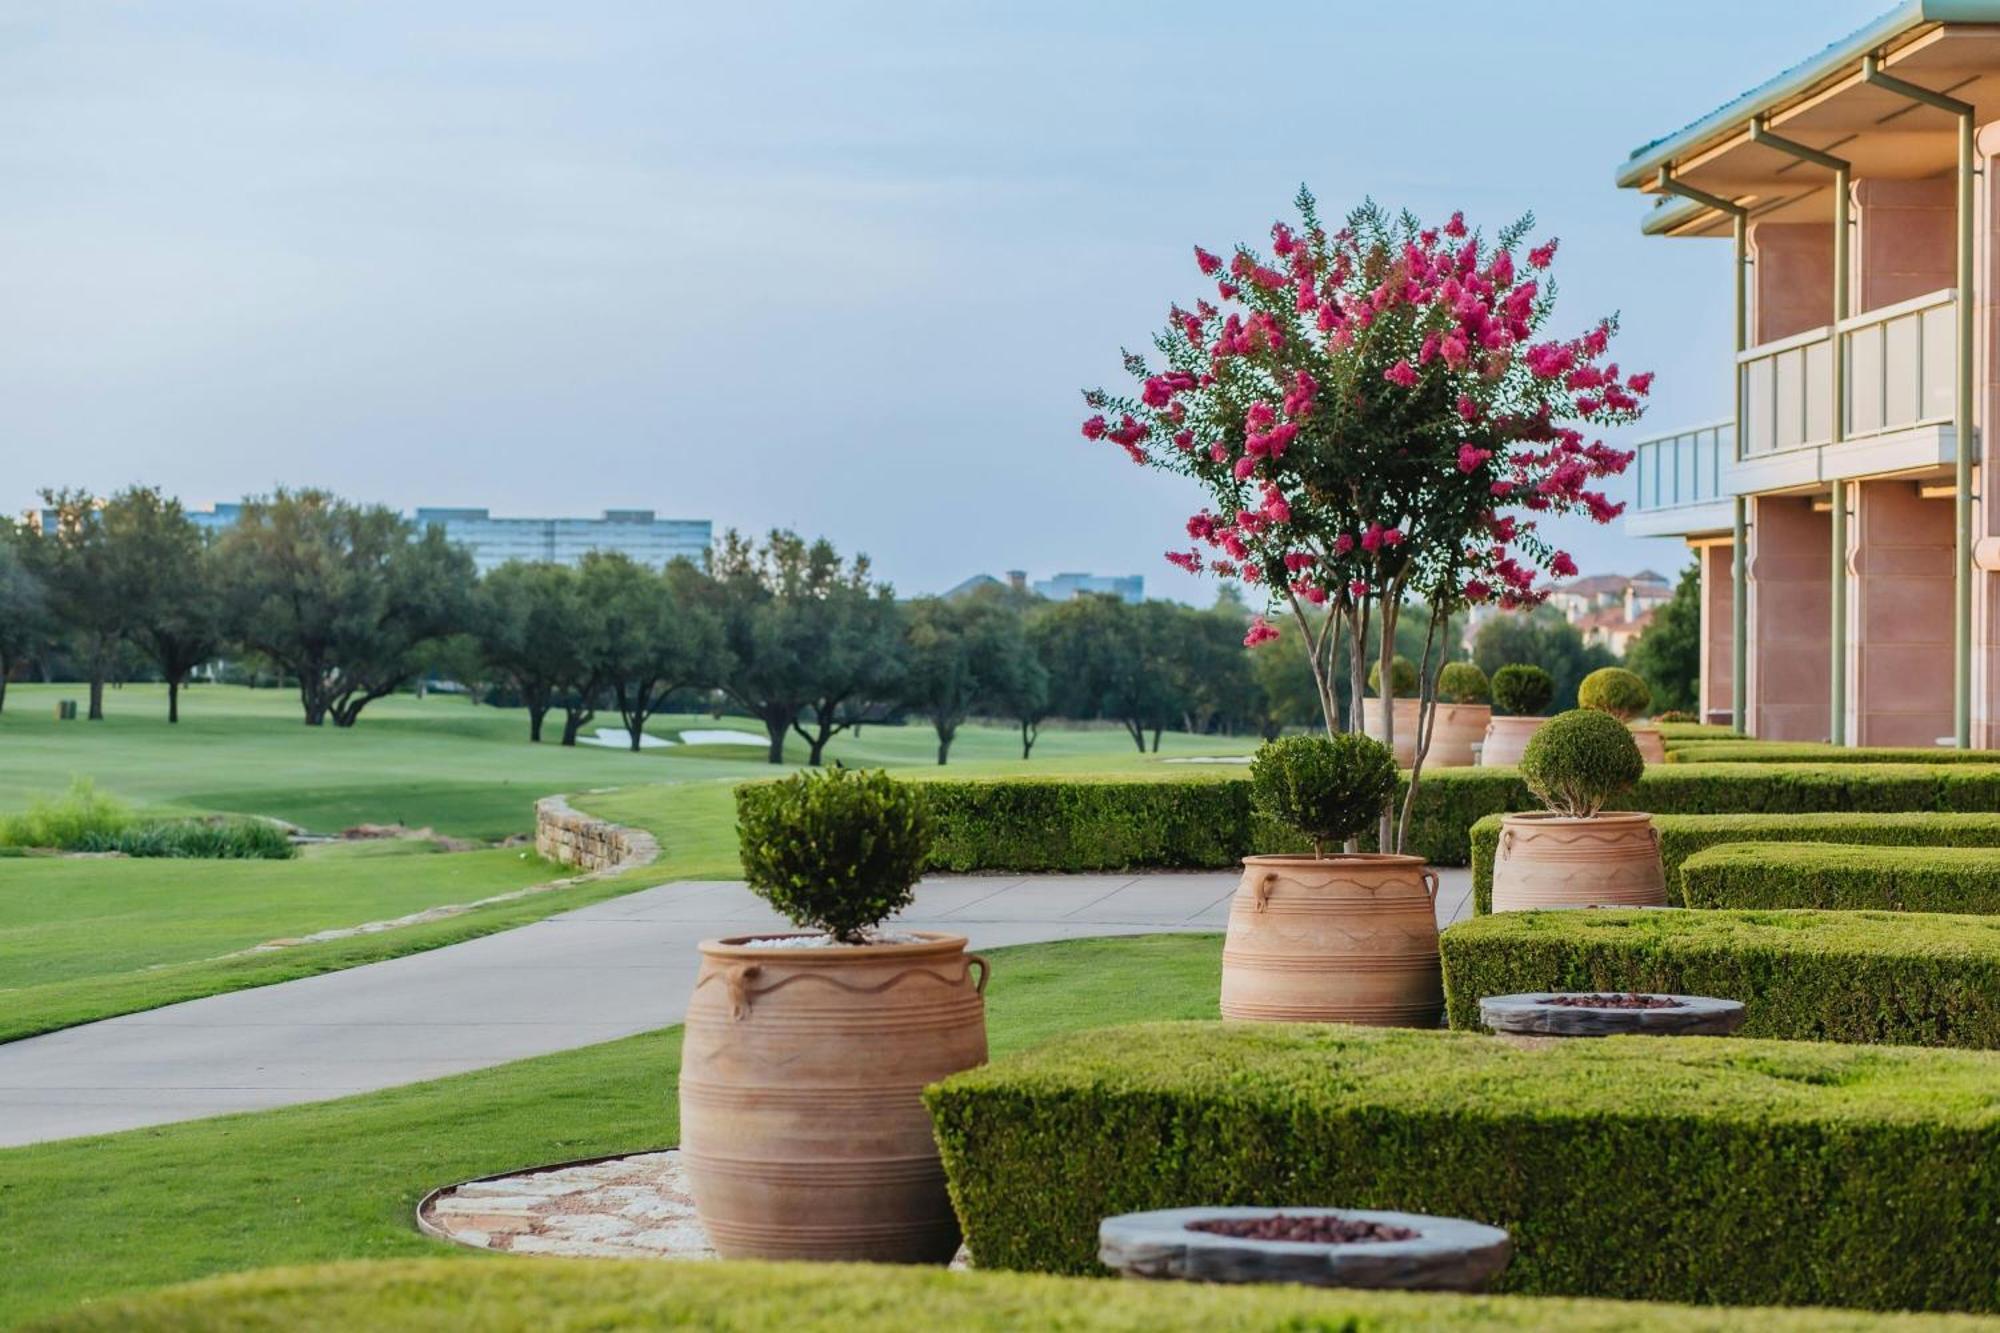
[{"left": 1082, "top": 192, "right": 1649, "bottom": 851}]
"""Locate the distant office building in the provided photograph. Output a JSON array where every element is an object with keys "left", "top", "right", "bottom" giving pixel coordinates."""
[{"left": 1032, "top": 571, "right": 1142, "bottom": 604}]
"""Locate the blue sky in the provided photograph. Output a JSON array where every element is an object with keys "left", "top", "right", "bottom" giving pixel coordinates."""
[{"left": 0, "top": 1, "right": 1887, "bottom": 600}]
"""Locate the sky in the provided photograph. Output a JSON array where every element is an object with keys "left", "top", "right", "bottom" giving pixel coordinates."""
[{"left": 0, "top": 1, "right": 1891, "bottom": 602}]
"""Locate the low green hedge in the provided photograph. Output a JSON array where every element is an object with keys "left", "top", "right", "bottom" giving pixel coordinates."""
[
  {"left": 1657, "top": 721, "right": 1744, "bottom": 741},
  {"left": 1471, "top": 811, "right": 2000, "bottom": 914},
  {"left": 1684, "top": 842, "right": 2000, "bottom": 913},
  {"left": 1669, "top": 742, "right": 2000, "bottom": 765},
  {"left": 1440, "top": 908, "right": 2000, "bottom": 1047},
  {"left": 31, "top": 1258, "right": 1993, "bottom": 1332},
  {"left": 927, "top": 1022, "right": 2000, "bottom": 1311}
]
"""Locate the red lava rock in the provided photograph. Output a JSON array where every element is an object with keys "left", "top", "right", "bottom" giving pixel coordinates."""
[
  {"left": 1187, "top": 1214, "right": 1419, "bottom": 1244},
  {"left": 1541, "top": 993, "right": 1683, "bottom": 1010}
]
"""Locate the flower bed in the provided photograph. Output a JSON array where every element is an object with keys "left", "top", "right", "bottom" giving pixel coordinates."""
[
  {"left": 1439, "top": 908, "right": 2000, "bottom": 1047},
  {"left": 926, "top": 1023, "right": 2000, "bottom": 1312},
  {"left": 1470, "top": 811, "right": 2000, "bottom": 913},
  {"left": 1682, "top": 842, "right": 2000, "bottom": 913}
]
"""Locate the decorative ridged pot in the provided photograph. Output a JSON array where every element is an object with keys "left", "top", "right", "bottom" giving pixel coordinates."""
[
  {"left": 1488, "top": 811, "right": 1667, "bottom": 912},
  {"left": 1359, "top": 698, "right": 1421, "bottom": 766},
  {"left": 680, "top": 932, "right": 989, "bottom": 1263},
  {"left": 1425, "top": 704, "right": 1491, "bottom": 768},
  {"left": 1221, "top": 854, "right": 1443, "bottom": 1026},
  {"left": 1630, "top": 725, "right": 1668, "bottom": 764},
  {"left": 1479, "top": 715, "right": 1546, "bottom": 767}
]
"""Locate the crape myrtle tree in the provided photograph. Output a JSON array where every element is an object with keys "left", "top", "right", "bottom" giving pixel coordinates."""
[
  {"left": 216, "top": 490, "right": 475, "bottom": 727},
  {"left": 583, "top": 552, "right": 725, "bottom": 753},
  {"left": 1084, "top": 191, "right": 1648, "bottom": 849},
  {"left": 103, "top": 487, "right": 222, "bottom": 724}
]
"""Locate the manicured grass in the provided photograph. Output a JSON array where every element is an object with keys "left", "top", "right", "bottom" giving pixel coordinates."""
[{"left": 0, "top": 932, "right": 1221, "bottom": 1328}]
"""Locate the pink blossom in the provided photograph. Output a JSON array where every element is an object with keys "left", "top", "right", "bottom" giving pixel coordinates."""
[
  {"left": 1165, "top": 549, "right": 1203, "bottom": 573},
  {"left": 1243, "top": 616, "right": 1281, "bottom": 647},
  {"left": 1173, "top": 430, "right": 1195, "bottom": 453},
  {"left": 1209, "top": 442, "right": 1230, "bottom": 464},
  {"left": 1186, "top": 511, "right": 1218, "bottom": 541},
  {"left": 1627, "top": 371, "right": 1654, "bottom": 394},
  {"left": 1245, "top": 401, "right": 1277, "bottom": 432},
  {"left": 1261, "top": 486, "right": 1291, "bottom": 524},
  {"left": 1383, "top": 360, "right": 1418, "bottom": 388},
  {"left": 1349, "top": 578, "right": 1370, "bottom": 598},
  {"left": 1195, "top": 246, "right": 1222, "bottom": 275},
  {"left": 1382, "top": 527, "right": 1404, "bottom": 547},
  {"left": 1081, "top": 415, "right": 1106, "bottom": 440},
  {"left": 1528, "top": 239, "right": 1558, "bottom": 270},
  {"left": 1283, "top": 551, "right": 1314, "bottom": 573},
  {"left": 1456, "top": 394, "right": 1480, "bottom": 423},
  {"left": 1334, "top": 533, "right": 1355, "bottom": 555},
  {"left": 1217, "top": 280, "right": 1240, "bottom": 300},
  {"left": 1550, "top": 550, "right": 1578, "bottom": 578},
  {"left": 1232, "top": 456, "right": 1257, "bottom": 480},
  {"left": 1361, "top": 522, "right": 1385, "bottom": 553},
  {"left": 1107, "top": 415, "right": 1148, "bottom": 447},
  {"left": 1444, "top": 211, "right": 1467, "bottom": 239},
  {"left": 1457, "top": 444, "right": 1493, "bottom": 473},
  {"left": 1464, "top": 579, "right": 1493, "bottom": 602}
]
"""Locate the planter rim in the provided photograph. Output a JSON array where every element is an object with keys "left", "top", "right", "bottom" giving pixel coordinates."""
[
  {"left": 1496, "top": 810, "right": 1654, "bottom": 828},
  {"left": 1241, "top": 852, "right": 1428, "bottom": 869},
  {"left": 1101, "top": 1206, "right": 1506, "bottom": 1256},
  {"left": 698, "top": 929, "right": 969, "bottom": 961},
  {"left": 1485, "top": 713, "right": 1548, "bottom": 724}
]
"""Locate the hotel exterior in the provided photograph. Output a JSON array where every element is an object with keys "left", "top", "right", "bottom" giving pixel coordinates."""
[{"left": 1623, "top": 2, "right": 2000, "bottom": 747}]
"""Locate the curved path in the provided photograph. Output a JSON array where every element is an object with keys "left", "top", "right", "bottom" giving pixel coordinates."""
[{"left": 0, "top": 870, "right": 1473, "bottom": 1149}]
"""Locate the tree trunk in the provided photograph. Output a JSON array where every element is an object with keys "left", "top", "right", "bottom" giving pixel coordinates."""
[
  {"left": 168, "top": 678, "right": 181, "bottom": 724},
  {"left": 0, "top": 672, "right": 9, "bottom": 715},
  {"left": 1150, "top": 726, "right": 1162, "bottom": 753},
  {"left": 628, "top": 721, "right": 646, "bottom": 752},
  {"left": 88, "top": 674, "right": 104, "bottom": 721},
  {"left": 764, "top": 718, "right": 787, "bottom": 764},
  {"left": 1020, "top": 720, "right": 1037, "bottom": 759},
  {"left": 1126, "top": 720, "right": 1146, "bottom": 753},
  {"left": 561, "top": 706, "right": 592, "bottom": 747},
  {"left": 807, "top": 735, "right": 828, "bottom": 766},
  {"left": 528, "top": 705, "right": 548, "bottom": 743}
]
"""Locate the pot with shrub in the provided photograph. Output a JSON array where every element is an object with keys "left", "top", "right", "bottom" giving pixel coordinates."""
[
  {"left": 1480, "top": 664, "right": 1556, "bottom": 767},
  {"left": 1578, "top": 666, "right": 1665, "bottom": 763},
  {"left": 1222, "top": 732, "right": 1443, "bottom": 1025},
  {"left": 1424, "top": 661, "right": 1491, "bottom": 768},
  {"left": 1489, "top": 708, "right": 1667, "bottom": 912},
  {"left": 681, "top": 767, "right": 988, "bottom": 1264},
  {"left": 1359, "top": 655, "right": 1421, "bottom": 766}
]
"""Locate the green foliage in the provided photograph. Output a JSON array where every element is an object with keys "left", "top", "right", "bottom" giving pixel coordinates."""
[
  {"left": 926, "top": 1022, "right": 2000, "bottom": 1310},
  {"left": 1518, "top": 709, "right": 1643, "bottom": 816},
  {"left": 101, "top": 487, "right": 222, "bottom": 723},
  {"left": 1669, "top": 741, "right": 2000, "bottom": 765},
  {"left": 1657, "top": 721, "right": 1741, "bottom": 741},
  {"left": 581, "top": 553, "right": 723, "bottom": 754},
  {"left": 1489, "top": 663, "right": 1555, "bottom": 716},
  {"left": 1471, "top": 810, "right": 2000, "bottom": 914},
  {"left": 1435, "top": 660, "right": 1489, "bottom": 704},
  {"left": 1681, "top": 841, "right": 2000, "bottom": 913},
  {"left": 1471, "top": 605, "right": 1616, "bottom": 713},
  {"left": 75, "top": 817, "right": 296, "bottom": 860},
  {"left": 1576, "top": 666, "right": 1651, "bottom": 721},
  {"left": 1247, "top": 733, "right": 1397, "bottom": 855},
  {"left": 1624, "top": 562, "right": 1700, "bottom": 712},
  {"left": 1441, "top": 906, "right": 2000, "bottom": 1048},
  {"left": 473, "top": 561, "right": 601, "bottom": 743},
  {"left": 902, "top": 596, "right": 1038, "bottom": 764},
  {"left": 36, "top": 1258, "right": 1975, "bottom": 1333},
  {"left": 735, "top": 768, "right": 932, "bottom": 940},
  {"left": 0, "top": 777, "right": 132, "bottom": 848},
  {"left": 1365, "top": 654, "right": 1418, "bottom": 696}
]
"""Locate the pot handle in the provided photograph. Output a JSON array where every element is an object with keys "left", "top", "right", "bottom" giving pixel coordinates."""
[
  {"left": 1500, "top": 828, "right": 1514, "bottom": 861},
  {"left": 966, "top": 953, "right": 990, "bottom": 995},
  {"left": 1253, "top": 871, "right": 1278, "bottom": 912},
  {"left": 726, "top": 962, "right": 763, "bottom": 1020},
  {"left": 1649, "top": 824, "right": 1661, "bottom": 852},
  {"left": 1420, "top": 868, "right": 1439, "bottom": 906}
]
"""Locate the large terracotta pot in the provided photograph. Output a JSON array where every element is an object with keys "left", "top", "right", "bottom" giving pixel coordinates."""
[
  {"left": 1220, "top": 854, "right": 1443, "bottom": 1026},
  {"left": 1426, "top": 703, "right": 1491, "bottom": 768},
  {"left": 1489, "top": 811, "right": 1668, "bottom": 912},
  {"left": 1630, "top": 725, "right": 1668, "bottom": 764},
  {"left": 680, "top": 931, "right": 988, "bottom": 1263},
  {"left": 1359, "top": 698, "right": 1421, "bottom": 766},
  {"left": 1480, "top": 715, "right": 1547, "bottom": 767}
]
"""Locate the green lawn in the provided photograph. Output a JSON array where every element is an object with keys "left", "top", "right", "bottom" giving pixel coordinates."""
[{"left": 0, "top": 933, "right": 1222, "bottom": 1328}]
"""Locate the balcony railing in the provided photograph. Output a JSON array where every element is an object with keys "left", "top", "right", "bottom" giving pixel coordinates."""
[
  {"left": 1631, "top": 420, "right": 1732, "bottom": 513},
  {"left": 1736, "top": 288, "right": 1955, "bottom": 457}
]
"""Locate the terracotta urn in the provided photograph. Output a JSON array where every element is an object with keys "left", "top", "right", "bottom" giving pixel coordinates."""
[
  {"left": 1221, "top": 854, "right": 1443, "bottom": 1026},
  {"left": 1630, "top": 725, "right": 1668, "bottom": 764},
  {"left": 1424, "top": 704, "right": 1491, "bottom": 768},
  {"left": 680, "top": 932, "right": 989, "bottom": 1263},
  {"left": 1488, "top": 811, "right": 1668, "bottom": 912},
  {"left": 1479, "top": 715, "right": 1547, "bottom": 767},
  {"left": 1358, "top": 698, "right": 1421, "bottom": 767}
]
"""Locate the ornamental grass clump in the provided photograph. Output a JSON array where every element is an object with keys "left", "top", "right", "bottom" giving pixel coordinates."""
[
  {"left": 1519, "top": 709, "right": 1644, "bottom": 817},
  {"left": 1490, "top": 664, "right": 1555, "bottom": 716},
  {"left": 735, "top": 768, "right": 932, "bottom": 943},
  {"left": 1578, "top": 667, "right": 1652, "bottom": 722},
  {"left": 1436, "top": 662, "right": 1490, "bottom": 705},
  {"left": 1249, "top": 733, "right": 1400, "bottom": 858}
]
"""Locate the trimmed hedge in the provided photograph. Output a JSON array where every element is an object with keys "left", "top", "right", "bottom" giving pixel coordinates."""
[
  {"left": 31, "top": 1258, "right": 1993, "bottom": 1333},
  {"left": 1471, "top": 811, "right": 2000, "bottom": 914},
  {"left": 1669, "top": 741, "right": 2000, "bottom": 765},
  {"left": 926, "top": 1022, "right": 2000, "bottom": 1311},
  {"left": 1684, "top": 842, "right": 2000, "bottom": 913},
  {"left": 1658, "top": 722, "right": 1744, "bottom": 741},
  {"left": 1440, "top": 907, "right": 2000, "bottom": 1047}
]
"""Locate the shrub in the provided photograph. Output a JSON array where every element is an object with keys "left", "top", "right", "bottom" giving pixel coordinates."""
[
  {"left": 1441, "top": 907, "right": 2000, "bottom": 1047},
  {"left": 75, "top": 817, "right": 295, "bottom": 860},
  {"left": 1668, "top": 741, "right": 2000, "bottom": 765},
  {"left": 1489, "top": 664, "right": 1554, "bottom": 716},
  {"left": 27, "top": 1257, "right": 1960, "bottom": 1333},
  {"left": 1247, "top": 733, "right": 1397, "bottom": 856},
  {"left": 1655, "top": 709, "right": 1698, "bottom": 723},
  {"left": 0, "top": 778, "right": 132, "bottom": 849},
  {"left": 926, "top": 1022, "right": 2000, "bottom": 1311},
  {"left": 1517, "top": 709, "right": 1642, "bottom": 816},
  {"left": 735, "top": 768, "right": 931, "bottom": 941},
  {"left": 1435, "top": 661, "right": 1490, "bottom": 704},
  {"left": 1577, "top": 666, "right": 1651, "bottom": 721},
  {"left": 1680, "top": 842, "right": 2000, "bottom": 913},
  {"left": 1470, "top": 810, "right": 2000, "bottom": 913},
  {"left": 1365, "top": 655, "right": 1417, "bottom": 697}
]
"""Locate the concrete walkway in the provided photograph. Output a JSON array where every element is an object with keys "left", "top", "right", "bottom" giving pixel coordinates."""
[{"left": 0, "top": 869, "right": 1473, "bottom": 1149}]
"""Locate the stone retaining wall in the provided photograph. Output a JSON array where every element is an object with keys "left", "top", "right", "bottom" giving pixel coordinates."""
[{"left": 534, "top": 795, "right": 660, "bottom": 874}]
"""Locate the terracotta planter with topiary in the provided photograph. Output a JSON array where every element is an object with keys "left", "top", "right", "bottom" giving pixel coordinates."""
[
  {"left": 1578, "top": 666, "right": 1665, "bottom": 763},
  {"left": 681, "top": 768, "right": 987, "bottom": 1264},
  {"left": 1481, "top": 664, "right": 1554, "bottom": 767},
  {"left": 1358, "top": 656, "right": 1420, "bottom": 766},
  {"left": 1490, "top": 709, "right": 1667, "bottom": 912},
  {"left": 1424, "top": 662, "right": 1491, "bottom": 768},
  {"left": 1222, "top": 733, "right": 1442, "bottom": 1026}
]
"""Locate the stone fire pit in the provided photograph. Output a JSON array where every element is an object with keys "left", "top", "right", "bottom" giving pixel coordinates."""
[
  {"left": 1479, "top": 991, "right": 1745, "bottom": 1037},
  {"left": 1099, "top": 1206, "right": 1510, "bottom": 1291}
]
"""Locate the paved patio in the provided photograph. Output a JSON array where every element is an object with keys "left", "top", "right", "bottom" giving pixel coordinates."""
[{"left": 0, "top": 869, "right": 1473, "bottom": 1149}]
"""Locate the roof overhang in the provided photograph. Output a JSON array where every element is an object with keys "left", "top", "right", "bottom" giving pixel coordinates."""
[{"left": 1619, "top": 2, "right": 2000, "bottom": 237}]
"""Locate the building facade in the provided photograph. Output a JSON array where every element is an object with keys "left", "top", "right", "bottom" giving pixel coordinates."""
[
  {"left": 1030, "top": 571, "right": 1143, "bottom": 603},
  {"left": 1621, "top": 2, "right": 2000, "bottom": 746}
]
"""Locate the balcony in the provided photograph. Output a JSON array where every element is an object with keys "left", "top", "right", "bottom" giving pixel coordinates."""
[{"left": 1628, "top": 421, "right": 1734, "bottom": 537}]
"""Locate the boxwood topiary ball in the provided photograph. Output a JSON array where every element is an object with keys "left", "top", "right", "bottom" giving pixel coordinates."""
[
  {"left": 1490, "top": 664, "right": 1555, "bottom": 717},
  {"left": 1249, "top": 732, "right": 1399, "bottom": 857},
  {"left": 1577, "top": 666, "right": 1652, "bottom": 722},
  {"left": 1436, "top": 661, "right": 1490, "bottom": 705},
  {"left": 1366, "top": 656, "right": 1419, "bottom": 698},
  {"left": 1518, "top": 708, "right": 1644, "bottom": 816},
  {"left": 736, "top": 767, "right": 933, "bottom": 942}
]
